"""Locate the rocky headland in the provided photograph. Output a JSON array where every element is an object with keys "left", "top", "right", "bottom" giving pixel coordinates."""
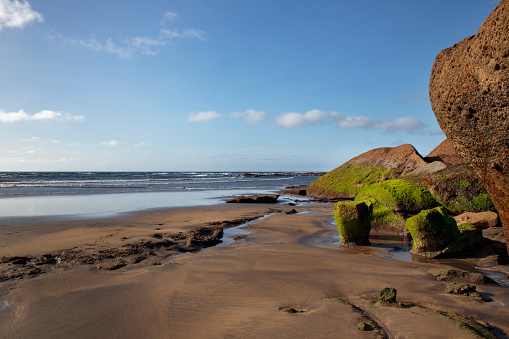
[{"left": 307, "top": 139, "right": 505, "bottom": 260}]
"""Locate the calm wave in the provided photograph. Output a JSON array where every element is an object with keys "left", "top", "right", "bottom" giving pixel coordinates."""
[{"left": 0, "top": 172, "right": 319, "bottom": 196}]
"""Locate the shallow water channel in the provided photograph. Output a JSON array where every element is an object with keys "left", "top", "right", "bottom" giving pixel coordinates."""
[{"left": 218, "top": 213, "right": 509, "bottom": 288}]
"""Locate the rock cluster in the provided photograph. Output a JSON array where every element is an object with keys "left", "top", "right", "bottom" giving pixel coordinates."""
[{"left": 429, "top": 0, "right": 509, "bottom": 251}]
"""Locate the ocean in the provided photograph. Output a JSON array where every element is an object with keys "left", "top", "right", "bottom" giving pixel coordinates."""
[{"left": 0, "top": 172, "right": 320, "bottom": 222}]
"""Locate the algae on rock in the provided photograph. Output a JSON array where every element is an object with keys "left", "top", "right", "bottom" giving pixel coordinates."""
[
  {"left": 333, "top": 200, "right": 372, "bottom": 246},
  {"left": 405, "top": 207, "right": 459, "bottom": 254}
]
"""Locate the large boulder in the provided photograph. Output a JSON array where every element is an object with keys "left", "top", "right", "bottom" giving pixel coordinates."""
[
  {"left": 333, "top": 201, "right": 372, "bottom": 246},
  {"left": 308, "top": 144, "right": 427, "bottom": 200},
  {"left": 429, "top": 0, "right": 509, "bottom": 251},
  {"left": 406, "top": 207, "right": 459, "bottom": 255}
]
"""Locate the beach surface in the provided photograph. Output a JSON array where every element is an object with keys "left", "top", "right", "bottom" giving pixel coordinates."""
[{"left": 0, "top": 202, "right": 508, "bottom": 338}]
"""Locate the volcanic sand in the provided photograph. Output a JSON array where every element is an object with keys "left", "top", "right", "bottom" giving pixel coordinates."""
[{"left": 0, "top": 202, "right": 508, "bottom": 338}]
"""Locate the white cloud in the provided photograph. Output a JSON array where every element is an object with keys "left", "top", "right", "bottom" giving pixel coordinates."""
[
  {"left": 0, "top": 0, "right": 43, "bottom": 31},
  {"left": 0, "top": 109, "right": 83, "bottom": 123},
  {"left": 275, "top": 109, "right": 329, "bottom": 128},
  {"left": 275, "top": 109, "right": 426, "bottom": 134},
  {"left": 373, "top": 116, "right": 426, "bottom": 134},
  {"left": 188, "top": 111, "right": 222, "bottom": 122},
  {"left": 231, "top": 109, "right": 266, "bottom": 125},
  {"left": 100, "top": 140, "right": 121, "bottom": 146},
  {"left": 335, "top": 113, "right": 425, "bottom": 134}
]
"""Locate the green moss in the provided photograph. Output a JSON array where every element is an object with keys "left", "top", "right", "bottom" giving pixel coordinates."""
[
  {"left": 458, "top": 320, "right": 492, "bottom": 338},
  {"left": 308, "top": 165, "right": 394, "bottom": 199},
  {"left": 405, "top": 207, "right": 459, "bottom": 253},
  {"left": 334, "top": 201, "right": 372, "bottom": 245}
]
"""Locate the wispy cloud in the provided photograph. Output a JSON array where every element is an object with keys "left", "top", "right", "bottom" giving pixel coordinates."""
[
  {"left": 20, "top": 136, "right": 59, "bottom": 143},
  {"left": 0, "top": 0, "right": 43, "bottom": 31},
  {"left": 275, "top": 109, "right": 426, "bottom": 134},
  {"left": 188, "top": 111, "right": 222, "bottom": 122},
  {"left": 76, "top": 11, "right": 204, "bottom": 58},
  {"left": 0, "top": 109, "right": 84, "bottom": 123},
  {"left": 231, "top": 109, "right": 266, "bottom": 125}
]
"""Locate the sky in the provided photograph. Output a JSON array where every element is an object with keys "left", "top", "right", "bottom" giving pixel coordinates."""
[{"left": 0, "top": 0, "right": 501, "bottom": 172}]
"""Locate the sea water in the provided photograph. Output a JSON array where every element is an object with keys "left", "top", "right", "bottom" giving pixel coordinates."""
[{"left": 0, "top": 172, "right": 318, "bottom": 222}]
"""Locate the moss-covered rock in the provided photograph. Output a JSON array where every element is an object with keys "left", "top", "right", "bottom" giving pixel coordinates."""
[
  {"left": 308, "top": 165, "right": 394, "bottom": 200},
  {"left": 333, "top": 201, "right": 372, "bottom": 246},
  {"left": 354, "top": 179, "right": 437, "bottom": 233},
  {"left": 405, "top": 207, "right": 459, "bottom": 254},
  {"left": 377, "top": 287, "right": 398, "bottom": 306},
  {"left": 356, "top": 179, "right": 437, "bottom": 214},
  {"left": 308, "top": 144, "right": 428, "bottom": 201},
  {"left": 423, "top": 164, "right": 496, "bottom": 214}
]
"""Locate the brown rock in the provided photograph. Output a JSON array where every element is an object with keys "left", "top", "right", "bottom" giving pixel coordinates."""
[
  {"left": 454, "top": 211, "right": 500, "bottom": 229},
  {"left": 429, "top": 0, "right": 509, "bottom": 250},
  {"left": 226, "top": 194, "right": 279, "bottom": 204},
  {"left": 424, "top": 139, "right": 464, "bottom": 165},
  {"left": 345, "top": 144, "right": 427, "bottom": 173}
]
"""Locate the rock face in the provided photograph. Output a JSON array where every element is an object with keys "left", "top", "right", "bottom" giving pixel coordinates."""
[
  {"left": 308, "top": 144, "right": 426, "bottom": 200},
  {"left": 333, "top": 201, "right": 372, "bottom": 246},
  {"left": 429, "top": 0, "right": 509, "bottom": 250}
]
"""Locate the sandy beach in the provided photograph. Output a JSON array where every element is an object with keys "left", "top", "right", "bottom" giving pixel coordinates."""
[{"left": 0, "top": 201, "right": 508, "bottom": 338}]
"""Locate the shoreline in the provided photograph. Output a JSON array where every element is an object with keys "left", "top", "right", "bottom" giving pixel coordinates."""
[{"left": 0, "top": 201, "right": 508, "bottom": 338}]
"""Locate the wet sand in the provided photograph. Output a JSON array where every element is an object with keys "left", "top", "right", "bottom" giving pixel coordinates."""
[{"left": 0, "top": 202, "right": 508, "bottom": 338}]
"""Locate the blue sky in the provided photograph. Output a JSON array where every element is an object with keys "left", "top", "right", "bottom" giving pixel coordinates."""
[{"left": 0, "top": 0, "right": 500, "bottom": 171}]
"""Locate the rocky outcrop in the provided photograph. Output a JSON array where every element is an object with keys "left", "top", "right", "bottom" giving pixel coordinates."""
[
  {"left": 333, "top": 201, "right": 372, "bottom": 246},
  {"left": 344, "top": 144, "right": 427, "bottom": 172},
  {"left": 429, "top": 0, "right": 509, "bottom": 251},
  {"left": 226, "top": 194, "right": 279, "bottom": 203},
  {"left": 308, "top": 144, "right": 426, "bottom": 200},
  {"left": 424, "top": 139, "right": 464, "bottom": 165}
]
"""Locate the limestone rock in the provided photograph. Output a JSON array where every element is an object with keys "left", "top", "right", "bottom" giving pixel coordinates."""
[
  {"left": 429, "top": 0, "right": 509, "bottom": 250},
  {"left": 405, "top": 207, "right": 459, "bottom": 255},
  {"left": 333, "top": 201, "right": 372, "bottom": 246},
  {"left": 454, "top": 211, "right": 500, "bottom": 229}
]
